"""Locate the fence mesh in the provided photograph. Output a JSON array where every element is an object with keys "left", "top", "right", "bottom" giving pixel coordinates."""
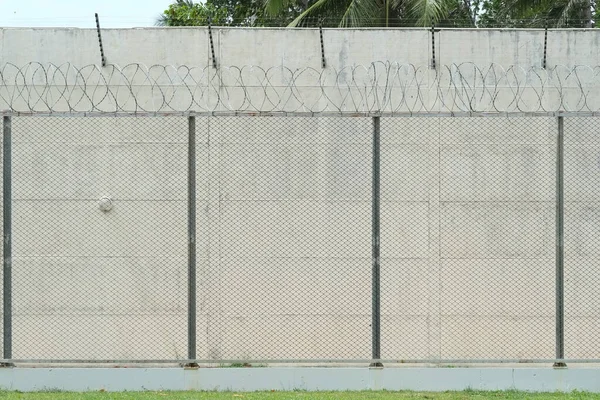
[
  {"left": 564, "top": 117, "right": 600, "bottom": 360},
  {"left": 0, "top": 114, "right": 598, "bottom": 362},
  {"left": 11, "top": 116, "right": 188, "bottom": 360},
  {"left": 438, "top": 117, "right": 556, "bottom": 360},
  {"left": 380, "top": 117, "right": 437, "bottom": 360},
  {"left": 201, "top": 117, "right": 372, "bottom": 360}
]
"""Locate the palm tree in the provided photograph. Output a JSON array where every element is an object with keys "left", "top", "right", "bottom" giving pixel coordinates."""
[
  {"left": 265, "top": 0, "right": 475, "bottom": 27},
  {"left": 523, "top": 0, "right": 595, "bottom": 27},
  {"left": 480, "top": 0, "right": 596, "bottom": 28}
]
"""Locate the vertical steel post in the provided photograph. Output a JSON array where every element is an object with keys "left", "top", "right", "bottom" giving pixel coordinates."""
[
  {"left": 554, "top": 116, "right": 566, "bottom": 368},
  {"left": 2, "top": 116, "right": 12, "bottom": 364},
  {"left": 187, "top": 116, "right": 197, "bottom": 366},
  {"left": 371, "top": 116, "right": 382, "bottom": 367}
]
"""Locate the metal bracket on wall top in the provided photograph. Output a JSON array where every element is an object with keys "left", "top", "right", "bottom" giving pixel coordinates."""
[
  {"left": 208, "top": 19, "right": 217, "bottom": 69},
  {"left": 320, "top": 25, "right": 326, "bottom": 69},
  {"left": 95, "top": 13, "right": 106, "bottom": 67},
  {"left": 543, "top": 22, "right": 548, "bottom": 69},
  {"left": 430, "top": 22, "right": 441, "bottom": 70}
]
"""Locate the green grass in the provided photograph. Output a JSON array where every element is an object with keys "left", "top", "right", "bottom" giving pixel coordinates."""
[
  {"left": 0, "top": 391, "right": 599, "bottom": 399},
  {"left": 217, "top": 363, "right": 267, "bottom": 368}
]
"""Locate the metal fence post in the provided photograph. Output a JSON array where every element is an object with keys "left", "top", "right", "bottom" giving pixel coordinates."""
[
  {"left": 187, "top": 115, "right": 197, "bottom": 366},
  {"left": 371, "top": 116, "right": 382, "bottom": 367},
  {"left": 2, "top": 116, "right": 12, "bottom": 365},
  {"left": 554, "top": 115, "right": 566, "bottom": 368}
]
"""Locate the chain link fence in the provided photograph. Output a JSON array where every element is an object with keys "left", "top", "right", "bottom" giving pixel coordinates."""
[
  {"left": 9, "top": 116, "right": 189, "bottom": 361},
  {"left": 564, "top": 117, "right": 600, "bottom": 360},
  {"left": 0, "top": 113, "right": 597, "bottom": 364}
]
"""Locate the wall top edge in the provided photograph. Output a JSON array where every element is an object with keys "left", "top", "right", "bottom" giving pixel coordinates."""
[{"left": 0, "top": 27, "right": 598, "bottom": 32}]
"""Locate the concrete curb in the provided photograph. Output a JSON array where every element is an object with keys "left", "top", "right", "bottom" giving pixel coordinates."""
[{"left": 0, "top": 367, "right": 598, "bottom": 392}]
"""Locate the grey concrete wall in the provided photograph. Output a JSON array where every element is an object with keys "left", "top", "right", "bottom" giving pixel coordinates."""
[
  {"left": 3, "top": 28, "right": 600, "bottom": 114},
  {"left": 2, "top": 27, "right": 600, "bottom": 68},
  {"left": 1, "top": 28, "right": 600, "bottom": 362},
  {"left": 9, "top": 116, "right": 189, "bottom": 359},
  {"left": 4, "top": 113, "right": 599, "bottom": 362}
]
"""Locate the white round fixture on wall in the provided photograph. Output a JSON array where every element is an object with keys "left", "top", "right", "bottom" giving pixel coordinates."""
[{"left": 98, "top": 196, "right": 113, "bottom": 212}]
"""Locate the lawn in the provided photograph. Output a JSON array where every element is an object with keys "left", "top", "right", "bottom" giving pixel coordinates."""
[{"left": 0, "top": 391, "right": 598, "bottom": 399}]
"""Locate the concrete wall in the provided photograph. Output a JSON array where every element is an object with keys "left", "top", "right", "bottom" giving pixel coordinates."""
[
  {"left": 9, "top": 116, "right": 188, "bottom": 359},
  {"left": 3, "top": 113, "right": 599, "bottom": 362},
  {"left": 2, "top": 27, "right": 600, "bottom": 68},
  {"left": 1, "top": 27, "right": 600, "bottom": 362},
  {"left": 3, "top": 28, "right": 600, "bottom": 114}
]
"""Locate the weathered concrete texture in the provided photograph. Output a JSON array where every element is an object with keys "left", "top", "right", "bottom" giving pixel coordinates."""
[
  {"left": 1, "top": 27, "right": 600, "bottom": 67},
  {"left": 0, "top": 367, "right": 599, "bottom": 392},
  {"left": 3, "top": 28, "right": 600, "bottom": 114},
  {"left": 0, "top": 28, "right": 600, "bottom": 363},
  {"left": 4, "top": 114, "right": 600, "bottom": 361},
  {"left": 0, "top": 28, "right": 210, "bottom": 67},
  {"left": 197, "top": 116, "right": 559, "bottom": 362}
]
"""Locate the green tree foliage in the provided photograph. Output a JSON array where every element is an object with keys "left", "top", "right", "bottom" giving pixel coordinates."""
[
  {"left": 266, "top": 0, "right": 476, "bottom": 27},
  {"left": 156, "top": 0, "right": 228, "bottom": 25},
  {"left": 214, "top": 0, "right": 309, "bottom": 25},
  {"left": 157, "top": 0, "right": 476, "bottom": 27},
  {"left": 476, "top": 0, "right": 596, "bottom": 28},
  {"left": 157, "top": 0, "right": 307, "bottom": 26},
  {"left": 156, "top": 0, "right": 596, "bottom": 28}
]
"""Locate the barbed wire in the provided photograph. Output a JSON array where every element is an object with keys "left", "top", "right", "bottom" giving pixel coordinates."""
[{"left": 1, "top": 62, "right": 600, "bottom": 114}]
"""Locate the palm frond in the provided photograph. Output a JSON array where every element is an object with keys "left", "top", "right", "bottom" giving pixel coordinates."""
[
  {"left": 340, "top": 0, "right": 382, "bottom": 27},
  {"left": 287, "top": 0, "right": 348, "bottom": 26},
  {"left": 556, "top": 0, "right": 590, "bottom": 26},
  {"left": 406, "top": 0, "right": 451, "bottom": 26},
  {"left": 155, "top": 14, "right": 168, "bottom": 26},
  {"left": 265, "top": 0, "right": 293, "bottom": 16},
  {"left": 509, "top": 0, "right": 546, "bottom": 14}
]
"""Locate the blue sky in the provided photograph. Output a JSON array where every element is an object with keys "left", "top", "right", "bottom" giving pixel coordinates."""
[{"left": 0, "top": 0, "right": 174, "bottom": 28}]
